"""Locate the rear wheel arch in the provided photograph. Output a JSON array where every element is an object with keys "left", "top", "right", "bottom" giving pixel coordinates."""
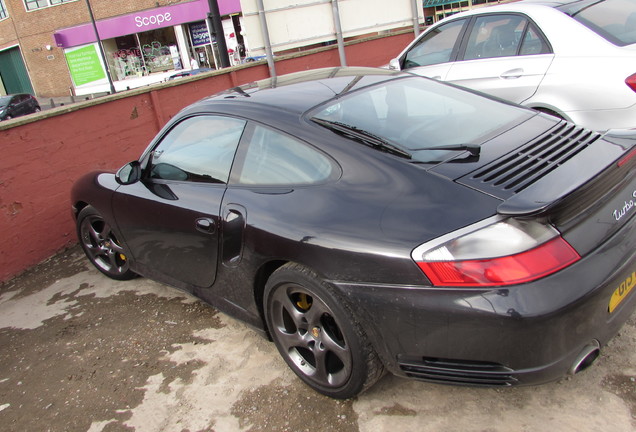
[{"left": 253, "top": 260, "right": 289, "bottom": 336}]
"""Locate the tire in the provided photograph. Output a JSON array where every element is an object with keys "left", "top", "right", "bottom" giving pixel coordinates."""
[
  {"left": 77, "top": 206, "right": 136, "bottom": 280},
  {"left": 264, "top": 263, "right": 384, "bottom": 398}
]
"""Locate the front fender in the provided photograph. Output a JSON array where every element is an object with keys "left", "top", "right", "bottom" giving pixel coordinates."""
[{"left": 71, "top": 171, "right": 119, "bottom": 223}]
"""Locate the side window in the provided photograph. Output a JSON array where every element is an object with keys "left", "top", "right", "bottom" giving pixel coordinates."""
[
  {"left": 403, "top": 19, "right": 466, "bottom": 68},
  {"left": 149, "top": 115, "right": 246, "bottom": 184},
  {"left": 238, "top": 125, "right": 334, "bottom": 185},
  {"left": 464, "top": 15, "right": 526, "bottom": 60},
  {"left": 519, "top": 24, "right": 552, "bottom": 55}
]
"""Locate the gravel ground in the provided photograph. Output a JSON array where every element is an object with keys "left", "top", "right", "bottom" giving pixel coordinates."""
[{"left": 0, "top": 246, "right": 634, "bottom": 432}]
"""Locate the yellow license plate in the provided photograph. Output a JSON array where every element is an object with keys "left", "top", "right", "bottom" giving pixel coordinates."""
[{"left": 609, "top": 271, "right": 636, "bottom": 313}]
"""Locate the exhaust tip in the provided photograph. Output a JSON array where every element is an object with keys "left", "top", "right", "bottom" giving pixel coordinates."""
[{"left": 569, "top": 340, "right": 601, "bottom": 375}]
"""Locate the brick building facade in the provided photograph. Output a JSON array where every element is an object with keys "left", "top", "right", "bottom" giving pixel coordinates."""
[{"left": 0, "top": 0, "right": 242, "bottom": 97}]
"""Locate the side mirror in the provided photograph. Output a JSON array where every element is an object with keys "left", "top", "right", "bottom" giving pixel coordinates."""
[
  {"left": 116, "top": 161, "right": 141, "bottom": 185},
  {"left": 388, "top": 58, "right": 401, "bottom": 71}
]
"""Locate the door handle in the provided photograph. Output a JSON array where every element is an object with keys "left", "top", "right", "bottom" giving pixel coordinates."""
[
  {"left": 195, "top": 218, "right": 216, "bottom": 234},
  {"left": 500, "top": 68, "right": 523, "bottom": 79}
]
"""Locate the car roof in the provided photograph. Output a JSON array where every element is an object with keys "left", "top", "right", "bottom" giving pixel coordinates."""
[
  {"left": 187, "top": 67, "right": 405, "bottom": 115},
  {"left": 434, "top": 0, "right": 605, "bottom": 18}
]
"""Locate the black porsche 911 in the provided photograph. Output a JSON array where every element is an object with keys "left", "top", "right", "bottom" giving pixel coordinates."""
[{"left": 71, "top": 67, "right": 636, "bottom": 399}]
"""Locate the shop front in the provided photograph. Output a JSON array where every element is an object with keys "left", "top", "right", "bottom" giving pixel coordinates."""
[{"left": 53, "top": 0, "right": 242, "bottom": 95}]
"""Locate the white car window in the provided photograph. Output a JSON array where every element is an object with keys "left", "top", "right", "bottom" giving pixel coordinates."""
[
  {"left": 563, "top": 0, "right": 636, "bottom": 46},
  {"left": 403, "top": 19, "right": 466, "bottom": 68},
  {"left": 519, "top": 24, "right": 552, "bottom": 55},
  {"left": 464, "top": 15, "right": 526, "bottom": 60}
]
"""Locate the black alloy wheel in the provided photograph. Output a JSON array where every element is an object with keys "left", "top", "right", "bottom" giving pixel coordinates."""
[
  {"left": 264, "top": 263, "right": 383, "bottom": 399},
  {"left": 77, "top": 206, "right": 136, "bottom": 280}
]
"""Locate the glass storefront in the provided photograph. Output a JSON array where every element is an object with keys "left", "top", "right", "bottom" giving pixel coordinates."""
[
  {"left": 104, "top": 35, "right": 143, "bottom": 80},
  {"left": 138, "top": 28, "right": 179, "bottom": 73},
  {"left": 101, "top": 27, "right": 186, "bottom": 83},
  {"left": 53, "top": 0, "right": 244, "bottom": 94}
]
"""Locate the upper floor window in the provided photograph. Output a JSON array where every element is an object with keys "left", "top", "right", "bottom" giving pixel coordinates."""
[
  {"left": 25, "top": 0, "right": 76, "bottom": 11},
  {"left": 0, "top": 0, "right": 8, "bottom": 19}
]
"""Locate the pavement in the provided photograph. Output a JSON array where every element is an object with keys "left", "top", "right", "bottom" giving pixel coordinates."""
[{"left": 0, "top": 246, "right": 635, "bottom": 432}]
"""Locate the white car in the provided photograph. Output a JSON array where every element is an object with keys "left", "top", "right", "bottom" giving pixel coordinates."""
[{"left": 390, "top": 0, "right": 636, "bottom": 131}]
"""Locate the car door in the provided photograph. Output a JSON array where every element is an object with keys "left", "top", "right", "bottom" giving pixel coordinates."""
[
  {"left": 399, "top": 18, "right": 469, "bottom": 80},
  {"left": 16, "top": 95, "right": 30, "bottom": 116},
  {"left": 445, "top": 14, "right": 555, "bottom": 103},
  {"left": 112, "top": 114, "right": 247, "bottom": 289}
]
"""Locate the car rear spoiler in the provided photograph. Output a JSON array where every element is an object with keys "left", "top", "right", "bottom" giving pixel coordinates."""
[{"left": 497, "top": 131, "right": 636, "bottom": 217}]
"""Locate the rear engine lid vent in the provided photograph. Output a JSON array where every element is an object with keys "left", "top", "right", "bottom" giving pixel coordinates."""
[{"left": 459, "top": 122, "right": 602, "bottom": 199}]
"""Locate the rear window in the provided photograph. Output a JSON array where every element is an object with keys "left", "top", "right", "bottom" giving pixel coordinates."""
[
  {"left": 311, "top": 76, "right": 531, "bottom": 163},
  {"left": 560, "top": 0, "right": 636, "bottom": 46}
]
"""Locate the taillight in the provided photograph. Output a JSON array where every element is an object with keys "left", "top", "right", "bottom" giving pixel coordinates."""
[
  {"left": 626, "top": 73, "right": 636, "bottom": 93},
  {"left": 412, "top": 217, "right": 580, "bottom": 287}
]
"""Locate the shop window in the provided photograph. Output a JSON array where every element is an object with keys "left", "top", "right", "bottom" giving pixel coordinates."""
[
  {"left": 24, "top": 0, "right": 76, "bottom": 11},
  {"left": 138, "top": 28, "right": 180, "bottom": 73},
  {"left": 109, "top": 35, "right": 144, "bottom": 80},
  {"left": 0, "top": 0, "right": 7, "bottom": 20}
]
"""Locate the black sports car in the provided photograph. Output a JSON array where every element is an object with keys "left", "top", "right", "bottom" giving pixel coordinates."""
[{"left": 71, "top": 67, "right": 636, "bottom": 399}]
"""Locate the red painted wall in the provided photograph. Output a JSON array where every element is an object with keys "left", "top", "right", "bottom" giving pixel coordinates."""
[{"left": 0, "top": 31, "right": 415, "bottom": 283}]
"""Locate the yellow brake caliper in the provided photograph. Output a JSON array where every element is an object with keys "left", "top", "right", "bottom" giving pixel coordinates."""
[{"left": 296, "top": 293, "right": 312, "bottom": 311}]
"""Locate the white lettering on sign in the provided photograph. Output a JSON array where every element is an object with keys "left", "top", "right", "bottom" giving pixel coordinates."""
[{"left": 135, "top": 12, "right": 172, "bottom": 28}]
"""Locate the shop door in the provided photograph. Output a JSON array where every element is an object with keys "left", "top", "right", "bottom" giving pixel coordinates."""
[{"left": 0, "top": 48, "right": 34, "bottom": 95}]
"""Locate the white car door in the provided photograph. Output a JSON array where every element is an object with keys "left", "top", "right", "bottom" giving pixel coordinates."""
[{"left": 445, "top": 14, "right": 555, "bottom": 104}]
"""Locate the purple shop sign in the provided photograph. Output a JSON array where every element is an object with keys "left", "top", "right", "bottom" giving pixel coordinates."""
[{"left": 53, "top": 0, "right": 241, "bottom": 48}]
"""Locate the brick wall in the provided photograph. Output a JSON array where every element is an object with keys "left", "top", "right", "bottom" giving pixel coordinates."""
[{"left": 0, "top": 31, "right": 415, "bottom": 283}]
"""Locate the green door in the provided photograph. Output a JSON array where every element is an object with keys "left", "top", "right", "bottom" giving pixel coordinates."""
[{"left": 0, "top": 47, "right": 34, "bottom": 95}]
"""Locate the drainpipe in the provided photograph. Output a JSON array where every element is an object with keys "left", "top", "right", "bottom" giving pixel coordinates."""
[
  {"left": 332, "top": 0, "right": 347, "bottom": 67},
  {"left": 412, "top": 0, "right": 421, "bottom": 37},
  {"left": 256, "top": 0, "right": 276, "bottom": 79}
]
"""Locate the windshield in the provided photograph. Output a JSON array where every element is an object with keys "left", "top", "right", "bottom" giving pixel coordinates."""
[
  {"left": 311, "top": 76, "right": 530, "bottom": 163},
  {"left": 559, "top": 0, "right": 636, "bottom": 46}
]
